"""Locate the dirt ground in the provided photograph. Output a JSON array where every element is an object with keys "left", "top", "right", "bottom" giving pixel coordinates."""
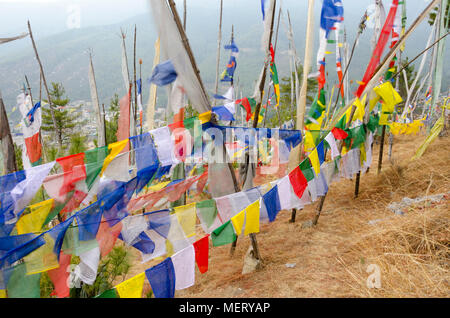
[{"left": 125, "top": 131, "right": 449, "bottom": 298}]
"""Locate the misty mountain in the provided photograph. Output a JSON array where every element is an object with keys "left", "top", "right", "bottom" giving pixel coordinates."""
[{"left": 0, "top": 1, "right": 448, "bottom": 126}]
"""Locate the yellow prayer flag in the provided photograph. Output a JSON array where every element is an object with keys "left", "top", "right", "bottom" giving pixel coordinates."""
[
  {"left": 309, "top": 148, "right": 321, "bottom": 175},
  {"left": 303, "top": 129, "right": 318, "bottom": 153},
  {"left": 360, "top": 143, "right": 366, "bottom": 166},
  {"left": 0, "top": 289, "right": 6, "bottom": 298},
  {"left": 16, "top": 199, "right": 54, "bottom": 235},
  {"left": 174, "top": 203, "right": 197, "bottom": 238},
  {"left": 115, "top": 272, "right": 145, "bottom": 298},
  {"left": 100, "top": 139, "right": 128, "bottom": 176},
  {"left": 231, "top": 210, "right": 245, "bottom": 236},
  {"left": 374, "top": 81, "right": 403, "bottom": 113},
  {"left": 199, "top": 111, "right": 212, "bottom": 124},
  {"left": 24, "top": 233, "right": 59, "bottom": 275},
  {"left": 244, "top": 200, "right": 260, "bottom": 235}
]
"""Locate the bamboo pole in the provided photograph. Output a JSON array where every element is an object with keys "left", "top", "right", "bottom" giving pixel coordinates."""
[
  {"left": 296, "top": 0, "right": 315, "bottom": 131},
  {"left": 27, "top": 20, "right": 59, "bottom": 150},
  {"left": 213, "top": 0, "right": 223, "bottom": 107},
  {"left": 133, "top": 25, "right": 138, "bottom": 135},
  {"left": 0, "top": 91, "right": 17, "bottom": 174}
]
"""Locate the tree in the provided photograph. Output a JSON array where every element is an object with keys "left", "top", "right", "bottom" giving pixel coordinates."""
[
  {"left": 68, "top": 133, "right": 87, "bottom": 156},
  {"left": 41, "top": 82, "right": 77, "bottom": 155},
  {"left": 105, "top": 94, "right": 119, "bottom": 145}
]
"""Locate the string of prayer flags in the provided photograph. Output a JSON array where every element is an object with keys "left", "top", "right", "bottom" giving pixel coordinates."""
[
  {"left": 220, "top": 38, "right": 239, "bottom": 83},
  {"left": 269, "top": 44, "right": 280, "bottom": 107},
  {"left": 115, "top": 272, "right": 146, "bottom": 298},
  {"left": 145, "top": 257, "right": 176, "bottom": 298},
  {"left": 1, "top": 161, "right": 55, "bottom": 228}
]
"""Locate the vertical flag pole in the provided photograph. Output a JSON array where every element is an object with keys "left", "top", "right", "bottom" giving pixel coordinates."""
[
  {"left": 213, "top": 0, "right": 223, "bottom": 107},
  {"left": 27, "top": 20, "right": 60, "bottom": 151}
]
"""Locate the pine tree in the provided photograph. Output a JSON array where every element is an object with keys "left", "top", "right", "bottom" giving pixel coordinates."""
[
  {"left": 105, "top": 93, "right": 119, "bottom": 145},
  {"left": 41, "top": 82, "right": 77, "bottom": 155},
  {"left": 267, "top": 64, "right": 318, "bottom": 128}
]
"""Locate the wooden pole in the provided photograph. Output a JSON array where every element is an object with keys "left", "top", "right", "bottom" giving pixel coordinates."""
[
  {"left": 377, "top": 125, "right": 386, "bottom": 174},
  {"left": 311, "top": 104, "right": 357, "bottom": 226},
  {"left": 213, "top": 0, "right": 223, "bottom": 107},
  {"left": 183, "top": 0, "right": 187, "bottom": 31},
  {"left": 0, "top": 91, "right": 18, "bottom": 174},
  {"left": 133, "top": 25, "right": 138, "bottom": 134},
  {"left": 296, "top": 0, "right": 315, "bottom": 131},
  {"left": 27, "top": 20, "right": 59, "bottom": 150},
  {"left": 244, "top": 0, "right": 277, "bottom": 261}
]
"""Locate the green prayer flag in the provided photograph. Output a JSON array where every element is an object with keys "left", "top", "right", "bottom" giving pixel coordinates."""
[
  {"left": 84, "top": 146, "right": 109, "bottom": 190},
  {"left": 95, "top": 288, "right": 119, "bottom": 298},
  {"left": 350, "top": 125, "right": 366, "bottom": 149},
  {"left": 211, "top": 221, "right": 236, "bottom": 247},
  {"left": 6, "top": 263, "right": 41, "bottom": 298},
  {"left": 196, "top": 199, "right": 218, "bottom": 228},
  {"left": 299, "top": 159, "right": 315, "bottom": 182}
]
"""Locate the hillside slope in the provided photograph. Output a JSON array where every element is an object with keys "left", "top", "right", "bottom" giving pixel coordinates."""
[{"left": 124, "top": 132, "right": 449, "bottom": 298}]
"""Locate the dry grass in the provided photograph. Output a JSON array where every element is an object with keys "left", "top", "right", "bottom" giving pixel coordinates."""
[{"left": 125, "top": 132, "right": 450, "bottom": 298}]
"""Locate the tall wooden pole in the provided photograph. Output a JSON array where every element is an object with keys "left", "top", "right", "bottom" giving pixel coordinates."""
[
  {"left": 0, "top": 91, "right": 17, "bottom": 174},
  {"left": 214, "top": 0, "right": 223, "bottom": 107},
  {"left": 27, "top": 20, "right": 59, "bottom": 150},
  {"left": 133, "top": 25, "right": 138, "bottom": 134},
  {"left": 296, "top": 0, "right": 315, "bottom": 131},
  {"left": 239, "top": 0, "right": 277, "bottom": 262},
  {"left": 183, "top": 0, "right": 187, "bottom": 31}
]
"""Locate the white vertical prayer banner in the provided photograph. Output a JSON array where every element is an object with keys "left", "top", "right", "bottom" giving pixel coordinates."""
[{"left": 171, "top": 245, "right": 195, "bottom": 290}]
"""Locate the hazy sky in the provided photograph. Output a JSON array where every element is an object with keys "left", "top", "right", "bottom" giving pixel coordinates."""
[{"left": 0, "top": 0, "right": 434, "bottom": 38}]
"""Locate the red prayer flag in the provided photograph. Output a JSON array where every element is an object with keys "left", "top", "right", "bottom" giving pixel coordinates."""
[
  {"left": 56, "top": 153, "right": 87, "bottom": 196},
  {"left": 331, "top": 127, "right": 348, "bottom": 140},
  {"left": 236, "top": 97, "right": 252, "bottom": 122},
  {"left": 24, "top": 132, "right": 42, "bottom": 164},
  {"left": 355, "top": 0, "right": 399, "bottom": 97},
  {"left": 47, "top": 252, "right": 72, "bottom": 298},
  {"left": 289, "top": 166, "right": 308, "bottom": 199},
  {"left": 117, "top": 87, "right": 131, "bottom": 153},
  {"left": 193, "top": 235, "right": 209, "bottom": 274}
]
